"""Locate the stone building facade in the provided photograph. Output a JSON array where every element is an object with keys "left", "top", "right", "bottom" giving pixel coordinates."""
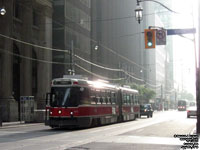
[{"left": 0, "top": 0, "right": 52, "bottom": 122}]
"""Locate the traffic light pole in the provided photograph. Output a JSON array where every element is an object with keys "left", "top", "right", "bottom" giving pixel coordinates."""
[
  {"left": 196, "top": 20, "right": 200, "bottom": 133},
  {"left": 196, "top": 1, "right": 200, "bottom": 135}
]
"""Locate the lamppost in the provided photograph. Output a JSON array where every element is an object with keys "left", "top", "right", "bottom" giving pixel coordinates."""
[
  {"left": 0, "top": 0, "right": 6, "bottom": 16},
  {"left": 135, "top": 4, "right": 143, "bottom": 24},
  {"left": 0, "top": 7, "right": 6, "bottom": 16},
  {"left": 135, "top": 0, "right": 177, "bottom": 24}
]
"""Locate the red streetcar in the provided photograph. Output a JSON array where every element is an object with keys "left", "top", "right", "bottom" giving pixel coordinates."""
[{"left": 45, "top": 76, "right": 140, "bottom": 128}]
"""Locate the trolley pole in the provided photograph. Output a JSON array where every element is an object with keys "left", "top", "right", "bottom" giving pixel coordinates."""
[{"left": 69, "top": 40, "right": 75, "bottom": 75}]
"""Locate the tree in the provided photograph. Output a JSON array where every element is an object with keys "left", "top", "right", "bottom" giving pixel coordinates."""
[
  {"left": 129, "top": 83, "right": 156, "bottom": 104},
  {"left": 180, "top": 90, "right": 194, "bottom": 101}
]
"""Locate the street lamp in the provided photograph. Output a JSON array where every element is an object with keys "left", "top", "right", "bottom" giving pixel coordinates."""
[
  {"left": 134, "top": 0, "right": 177, "bottom": 24},
  {"left": 135, "top": 5, "right": 143, "bottom": 24},
  {"left": 94, "top": 45, "right": 99, "bottom": 51},
  {"left": 0, "top": 7, "right": 6, "bottom": 16}
]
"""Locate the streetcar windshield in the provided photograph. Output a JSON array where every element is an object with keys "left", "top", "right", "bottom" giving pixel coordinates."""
[
  {"left": 178, "top": 100, "right": 187, "bottom": 107},
  {"left": 50, "top": 87, "right": 89, "bottom": 107}
]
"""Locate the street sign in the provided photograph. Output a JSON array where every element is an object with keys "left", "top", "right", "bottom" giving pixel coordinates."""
[
  {"left": 167, "top": 28, "right": 196, "bottom": 35},
  {"left": 156, "top": 29, "right": 166, "bottom": 45}
]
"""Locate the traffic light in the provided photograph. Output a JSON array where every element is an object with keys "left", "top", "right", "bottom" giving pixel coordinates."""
[{"left": 144, "top": 29, "right": 155, "bottom": 49}]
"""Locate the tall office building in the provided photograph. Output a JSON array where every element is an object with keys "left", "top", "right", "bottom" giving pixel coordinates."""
[
  {"left": 155, "top": 0, "right": 174, "bottom": 109},
  {"left": 143, "top": 0, "right": 174, "bottom": 109},
  {"left": 91, "top": 0, "right": 144, "bottom": 84},
  {"left": 52, "top": 0, "right": 92, "bottom": 78}
]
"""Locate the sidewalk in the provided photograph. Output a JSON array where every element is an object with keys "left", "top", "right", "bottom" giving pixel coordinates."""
[
  {"left": 0, "top": 121, "right": 43, "bottom": 129},
  {"left": 191, "top": 128, "right": 198, "bottom": 135}
]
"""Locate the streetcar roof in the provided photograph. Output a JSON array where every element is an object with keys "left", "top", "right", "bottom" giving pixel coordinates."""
[
  {"left": 51, "top": 77, "right": 138, "bottom": 93},
  {"left": 51, "top": 78, "right": 116, "bottom": 88},
  {"left": 120, "top": 86, "right": 138, "bottom": 93}
]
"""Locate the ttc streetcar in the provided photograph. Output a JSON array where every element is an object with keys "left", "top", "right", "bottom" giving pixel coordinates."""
[
  {"left": 45, "top": 77, "right": 140, "bottom": 128},
  {"left": 178, "top": 99, "right": 188, "bottom": 111}
]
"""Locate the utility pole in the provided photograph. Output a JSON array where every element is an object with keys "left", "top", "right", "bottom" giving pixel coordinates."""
[
  {"left": 69, "top": 40, "right": 75, "bottom": 75},
  {"left": 197, "top": 68, "right": 200, "bottom": 133},
  {"left": 161, "top": 84, "right": 163, "bottom": 111},
  {"left": 197, "top": 3, "right": 200, "bottom": 132},
  {"left": 195, "top": 1, "right": 200, "bottom": 134},
  {"left": 175, "top": 90, "right": 177, "bottom": 110}
]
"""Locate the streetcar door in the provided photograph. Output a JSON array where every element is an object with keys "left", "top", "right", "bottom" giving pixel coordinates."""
[{"left": 45, "top": 93, "right": 51, "bottom": 125}]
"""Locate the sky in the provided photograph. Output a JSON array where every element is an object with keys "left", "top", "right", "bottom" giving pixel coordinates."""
[{"left": 172, "top": 0, "right": 198, "bottom": 97}]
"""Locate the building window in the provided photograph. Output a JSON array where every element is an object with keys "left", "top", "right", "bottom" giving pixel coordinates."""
[
  {"left": 13, "top": 44, "right": 21, "bottom": 101},
  {"left": 33, "top": 9, "right": 39, "bottom": 27},
  {"left": 13, "top": 0, "right": 20, "bottom": 19},
  {"left": 32, "top": 49, "right": 38, "bottom": 95}
]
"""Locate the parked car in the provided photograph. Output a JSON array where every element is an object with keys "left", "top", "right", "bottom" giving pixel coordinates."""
[
  {"left": 187, "top": 106, "right": 197, "bottom": 118},
  {"left": 140, "top": 104, "right": 153, "bottom": 118}
]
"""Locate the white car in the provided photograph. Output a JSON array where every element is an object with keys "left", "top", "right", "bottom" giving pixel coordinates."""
[{"left": 187, "top": 106, "right": 197, "bottom": 118}]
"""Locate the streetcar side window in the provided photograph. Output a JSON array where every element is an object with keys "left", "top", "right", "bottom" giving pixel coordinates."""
[
  {"left": 135, "top": 95, "right": 139, "bottom": 104},
  {"left": 127, "top": 94, "right": 130, "bottom": 105},
  {"left": 130, "top": 94, "right": 133, "bottom": 105},
  {"left": 133, "top": 94, "right": 135, "bottom": 104},
  {"left": 111, "top": 92, "right": 116, "bottom": 104},
  {"left": 90, "top": 89, "right": 96, "bottom": 104},
  {"left": 132, "top": 94, "right": 135, "bottom": 105},
  {"left": 100, "top": 90, "right": 106, "bottom": 104},
  {"left": 105, "top": 91, "right": 111, "bottom": 104},
  {"left": 108, "top": 92, "right": 112, "bottom": 104},
  {"left": 96, "top": 90, "right": 101, "bottom": 104},
  {"left": 105, "top": 91, "right": 108, "bottom": 104},
  {"left": 123, "top": 93, "right": 127, "bottom": 105},
  {"left": 80, "top": 87, "right": 90, "bottom": 105}
]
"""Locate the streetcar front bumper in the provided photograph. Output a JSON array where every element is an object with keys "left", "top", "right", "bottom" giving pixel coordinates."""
[{"left": 48, "top": 117, "right": 92, "bottom": 128}]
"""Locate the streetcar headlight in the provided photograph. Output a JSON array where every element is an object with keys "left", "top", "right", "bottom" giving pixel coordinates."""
[
  {"left": 70, "top": 111, "right": 74, "bottom": 115},
  {"left": 50, "top": 111, "right": 53, "bottom": 115},
  {"left": 58, "top": 110, "right": 62, "bottom": 114}
]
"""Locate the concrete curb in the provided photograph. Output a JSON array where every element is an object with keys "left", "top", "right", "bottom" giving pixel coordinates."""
[
  {"left": 190, "top": 127, "right": 197, "bottom": 135},
  {"left": 0, "top": 122, "right": 43, "bottom": 129}
]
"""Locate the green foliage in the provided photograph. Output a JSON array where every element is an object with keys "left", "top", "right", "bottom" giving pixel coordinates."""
[
  {"left": 129, "top": 83, "right": 156, "bottom": 103},
  {"left": 180, "top": 90, "right": 194, "bottom": 101}
]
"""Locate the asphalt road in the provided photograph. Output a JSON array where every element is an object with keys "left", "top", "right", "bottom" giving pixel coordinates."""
[{"left": 0, "top": 110, "right": 197, "bottom": 150}]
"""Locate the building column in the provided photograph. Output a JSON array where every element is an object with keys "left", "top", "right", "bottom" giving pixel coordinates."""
[{"left": 0, "top": 1, "right": 19, "bottom": 122}]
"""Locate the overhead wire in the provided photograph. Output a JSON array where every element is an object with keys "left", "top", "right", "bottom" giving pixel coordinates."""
[
  {"left": 0, "top": 33, "right": 70, "bottom": 53},
  {"left": 75, "top": 64, "right": 126, "bottom": 81},
  {"left": 0, "top": 47, "right": 127, "bottom": 81},
  {"left": 6, "top": 1, "right": 163, "bottom": 86},
  {"left": 74, "top": 54, "right": 123, "bottom": 72},
  {"left": 0, "top": 33, "right": 148, "bottom": 82},
  {"left": 0, "top": 47, "right": 71, "bottom": 65},
  {"left": 4, "top": 1, "right": 148, "bottom": 74},
  {"left": 14, "top": 1, "right": 173, "bottom": 73}
]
